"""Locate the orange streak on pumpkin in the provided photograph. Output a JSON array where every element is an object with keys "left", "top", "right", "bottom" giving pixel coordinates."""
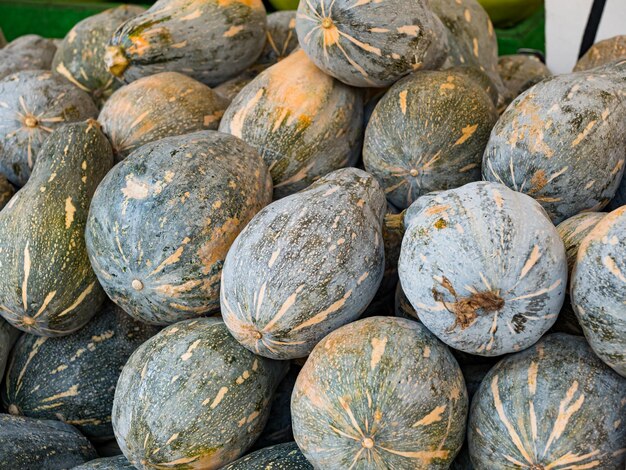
[
  {"left": 149, "top": 237, "right": 191, "bottom": 277},
  {"left": 542, "top": 381, "right": 585, "bottom": 456},
  {"left": 197, "top": 217, "right": 241, "bottom": 275}
]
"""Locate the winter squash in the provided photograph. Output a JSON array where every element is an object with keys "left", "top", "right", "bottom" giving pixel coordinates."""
[
  {"left": 291, "top": 316, "right": 468, "bottom": 469},
  {"left": 112, "top": 317, "right": 288, "bottom": 469},
  {"left": 363, "top": 70, "right": 497, "bottom": 209},
  {"left": 448, "top": 65, "right": 499, "bottom": 105},
  {"left": 223, "top": 443, "right": 312, "bottom": 469},
  {"left": 0, "top": 70, "right": 98, "bottom": 186},
  {"left": 105, "top": 0, "right": 267, "bottom": 87},
  {"left": 0, "top": 175, "right": 14, "bottom": 209},
  {"left": 295, "top": 0, "right": 449, "bottom": 87},
  {"left": 497, "top": 54, "right": 551, "bottom": 99},
  {"left": 221, "top": 168, "right": 386, "bottom": 359},
  {"left": 86, "top": 131, "right": 271, "bottom": 325},
  {"left": 0, "top": 121, "right": 112, "bottom": 336},
  {"left": 73, "top": 456, "right": 134, "bottom": 469},
  {"left": 3, "top": 35, "right": 57, "bottom": 70},
  {"left": 256, "top": 11, "right": 299, "bottom": 68},
  {"left": 219, "top": 50, "right": 363, "bottom": 198},
  {"left": 468, "top": 333, "right": 626, "bottom": 468},
  {"left": 574, "top": 35, "right": 626, "bottom": 71},
  {"left": 98, "top": 72, "right": 229, "bottom": 161},
  {"left": 399, "top": 181, "right": 567, "bottom": 355}
]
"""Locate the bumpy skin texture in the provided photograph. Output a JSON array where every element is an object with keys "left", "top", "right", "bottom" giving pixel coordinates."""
[
  {"left": 0, "top": 319, "right": 19, "bottom": 379},
  {"left": 107, "top": 0, "right": 267, "bottom": 87},
  {"left": 257, "top": 11, "right": 299, "bottom": 68},
  {"left": 363, "top": 70, "right": 497, "bottom": 209},
  {"left": 0, "top": 414, "right": 97, "bottom": 468},
  {"left": 482, "top": 67, "right": 626, "bottom": 224},
  {"left": 0, "top": 70, "right": 98, "bottom": 186},
  {"left": 223, "top": 442, "right": 312, "bottom": 469},
  {"left": 3, "top": 302, "right": 160, "bottom": 439},
  {"left": 0, "top": 121, "right": 112, "bottom": 336},
  {"left": 219, "top": 50, "right": 363, "bottom": 198},
  {"left": 98, "top": 72, "right": 229, "bottom": 161},
  {"left": 112, "top": 318, "right": 288, "bottom": 470},
  {"left": 292, "top": 316, "right": 468, "bottom": 469},
  {"left": 399, "top": 182, "right": 567, "bottom": 356},
  {"left": 497, "top": 54, "right": 551, "bottom": 99},
  {"left": 295, "top": 0, "right": 448, "bottom": 87},
  {"left": 73, "top": 456, "right": 134, "bottom": 469},
  {"left": 574, "top": 35, "right": 626, "bottom": 71},
  {"left": 468, "top": 334, "right": 626, "bottom": 469},
  {"left": 221, "top": 168, "right": 386, "bottom": 359}
]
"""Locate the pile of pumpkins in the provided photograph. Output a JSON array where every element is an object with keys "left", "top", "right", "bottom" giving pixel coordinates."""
[{"left": 0, "top": 0, "right": 624, "bottom": 468}]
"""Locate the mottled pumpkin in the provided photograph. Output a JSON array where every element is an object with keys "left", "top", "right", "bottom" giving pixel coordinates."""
[
  {"left": 221, "top": 168, "right": 386, "bottom": 359},
  {"left": 3, "top": 34, "right": 57, "bottom": 70},
  {"left": 363, "top": 70, "right": 497, "bottom": 209},
  {"left": 0, "top": 174, "right": 15, "bottom": 209},
  {"left": 0, "top": 70, "right": 98, "bottom": 186},
  {"left": 468, "top": 333, "right": 626, "bottom": 469},
  {"left": 219, "top": 50, "right": 363, "bottom": 198},
  {"left": 0, "top": 121, "right": 112, "bottom": 336},
  {"left": 256, "top": 11, "right": 299, "bottom": 68},
  {"left": 0, "top": 319, "right": 19, "bottom": 380},
  {"left": 98, "top": 72, "right": 229, "bottom": 161},
  {"left": 574, "top": 35, "right": 626, "bottom": 72},
  {"left": 223, "top": 443, "right": 312, "bottom": 469},
  {"left": 112, "top": 318, "right": 288, "bottom": 470},
  {"left": 448, "top": 65, "right": 499, "bottom": 105},
  {"left": 292, "top": 316, "right": 468, "bottom": 469},
  {"left": 73, "top": 456, "right": 134, "bottom": 469},
  {"left": 105, "top": 0, "right": 267, "bottom": 87},
  {"left": 399, "top": 181, "right": 567, "bottom": 356},
  {"left": 497, "top": 54, "right": 551, "bottom": 100}
]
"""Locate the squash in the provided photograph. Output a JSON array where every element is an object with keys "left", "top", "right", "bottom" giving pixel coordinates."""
[
  {"left": 105, "top": 0, "right": 267, "bottom": 87},
  {"left": 574, "top": 35, "right": 626, "bottom": 72},
  {"left": 219, "top": 50, "right": 363, "bottom": 198},
  {"left": 448, "top": 65, "right": 499, "bottom": 106},
  {"left": 291, "top": 316, "right": 468, "bottom": 469},
  {"left": 497, "top": 54, "right": 551, "bottom": 100},
  {"left": 86, "top": 131, "right": 271, "bottom": 326},
  {"left": 0, "top": 121, "right": 112, "bottom": 337},
  {"left": 112, "top": 317, "right": 289, "bottom": 469},
  {"left": 399, "top": 181, "right": 567, "bottom": 356},
  {"left": 363, "top": 70, "right": 497, "bottom": 209},
  {"left": 256, "top": 11, "right": 299, "bottom": 69},
  {"left": 0, "top": 70, "right": 98, "bottom": 186},
  {"left": 0, "top": 319, "right": 19, "bottom": 381},
  {"left": 295, "top": 0, "right": 449, "bottom": 87},
  {"left": 468, "top": 333, "right": 626, "bottom": 469},
  {"left": 223, "top": 443, "right": 312, "bottom": 469},
  {"left": 52, "top": 5, "right": 146, "bottom": 107},
  {"left": 221, "top": 168, "right": 386, "bottom": 359},
  {"left": 98, "top": 72, "right": 229, "bottom": 161},
  {"left": 3, "top": 301, "right": 160, "bottom": 440},
  {"left": 71, "top": 456, "right": 134, "bottom": 470},
  {"left": 0, "top": 414, "right": 97, "bottom": 468},
  {"left": 3, "top": 34, "right": 57, "bottom": 71}
]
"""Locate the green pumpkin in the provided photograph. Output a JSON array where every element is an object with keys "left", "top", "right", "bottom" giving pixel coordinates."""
[
  {"left": 574, "top": 35, "right": 626, "bottom": 72},
  {"left": 497, "top": 54, "right": 551, "bottom": 102},
  {"left": 223, "top": 443, "right": 312, "bottom": 469},
  {"left": 69, "top": 455, "right": 134, "bottom": 469},
  {"left": 0, "top": 174, "right": 15, "bottom": 209},
  {"left": 448, "top": 65, "right": 499, "bottom": 106},
  {"left": 0, "top": 121, "right": 112, "bottom": 336}
]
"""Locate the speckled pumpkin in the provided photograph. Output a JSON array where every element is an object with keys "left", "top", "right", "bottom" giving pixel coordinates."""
[
  {"left": 0, "top": 70, "right": 98, "bottom": 186},
  {"left": 86, "top": 131, "right": 272, "bottom": 326},
  {"left": 52, "top": 5, "right": 145, "bottom": 107},
  {"left": 497, "top": 54, "right": 551, "bottom": 100},
  {"left": 98, "top": 72, "right": 229, "bottom": 161},
  {"left": 363, "top": 70, "right": 497, "bottom": 209},
  {"left": 105, "top": 0, "right": 267, "bottom": 87},
  {"left": 3, "top": 34, "right": 57, "bottom": 70},
  {"left": 448, "top": 65, "right": 499, "bottom": 105},
  {"left": 73, "top": 456, "right": 134, "bottom": 469},
  {"left": 0, "top": 319, "right": 19, "bottom": 380},
  {"left": 295, "top": 0, "right": 449, "bottom": 87},
  {"left": 223, "top": 443, "right": 312, "bottom": 469},
  {"left": 399, "top": 181, "right": 567, "bottom": 356},
  {"left": 112, "top": 318, "right": 288, "bottom": 470},
  {"left": 219, "top": 50, "right": 363, "bottom": 198},
  {"left": 468, "top": 333, "right": 626, "bottom": 469},
  {"left": 256, "top": 11, "right": 299, "bottom": 68},
  {"left": 221, "top": 168, "right": 386, "bottom": 360},
  {"left": 574, "top": 35, "right": 626, "bottom": 72},
  {"left": 0, "top": 121, "right": 112, "bottom": 336},
  {"left": 292, "top": 316, "right": 468, "bottom": 469}
]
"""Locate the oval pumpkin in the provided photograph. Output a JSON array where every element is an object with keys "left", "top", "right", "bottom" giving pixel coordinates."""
[
  {"left": 223, "top": 443, "right": 312, "bottom": 470},
  {"left": 497, "top": 54, "right": 551, "bottom": 100},
  {"left": 574, "top": 35, "right": 626, "bottom": 72},
  {"left": 73, "top": 456, "right": 134, "bottom": 469}
]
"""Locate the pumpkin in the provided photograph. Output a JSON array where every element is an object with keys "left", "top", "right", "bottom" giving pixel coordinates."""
[
  {"left": 98, "top": 72, "right": 229, "bottom": 161},
  {"left": 399, "top": 181, "right": 567, "bottom": 356},
  {"left": 468, "top": 333, "right": 626, "bottom": 469},
  {"left": 574, "top": 35, "right": 626, "bottom": 72},
  {"left": 0, "top": 319, "right": 19, "bottom": 381},
  {"left": 0, "top": 121, "right": 112, "bottom": 336},
  {"left": 291, "top": 316, "right": 468, "bottom": 469},
  {"left": 295, "top": 0, "right": 449, "bottom": 87},
  {"left": 0, "top": 414, "right": 97, "bottom": 467},
  {"left": 219, "top": 50, "right": 363, "bottom": 198},
  {"left": 0, "top": 70, "right": 98, "bottom": 186},
  {"left": 71, "top": 456, "right": 134, "bottom": 470},
  {"left": 221, "top": 168, "right": 386, "bottom": 359},
  {"left": 3, "top": 301, "right": 160, "bottom": 440},
  {"left": 256, "top": 11, "right": 299, "bottom": 68},
  {"left": 52, "top": 5, "right": 145, "bottom": 107},
  {"left": 112, "top": 317, "right": 289, "bottom": 469},
  {"left": 223, "top": 443, "right": 312, "bottom": 469},
  {"left": 448, "top": 65, "right": 499, "bottom": 106},
  {"left": 105, "top": 0, "right": 267, "bottom": 87},
  {"left": 497, "top": 54, "right": 551, "bottom": 100},
  {"left": 3, "top": 34, "right": 57, "bottom": 70},
  {"left": 0, "top": 174, "right": 14, "bottom": 209},
  {"left": 363, "top": 70, "right": 497, "bottom": 210}
]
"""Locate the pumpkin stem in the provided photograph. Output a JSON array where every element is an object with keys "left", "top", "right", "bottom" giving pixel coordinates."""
[
  {"left": 7, "top": 404, "right": 20, "bottom": 416},
  {"left": 23, "top": 116, "right": 38, "bottom": 128},
  {"left": 105, "top": 46, "right": 130, "bottom": 77},
  {"left": 384, "top": 212, "right": 405, "bottom": 231}
]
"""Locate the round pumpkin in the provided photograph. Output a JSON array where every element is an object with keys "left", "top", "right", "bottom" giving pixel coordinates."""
[
  {"left": 69, "top": 455, "right": 134, "bottom": 470},
  {"left": 3, "top": 34, "right": 57, "bottom": 70},
  {"left": 223, "top": 442, "right": 312, "bottom": 469},
  {"left": 497, "top": 54, "right": 551, "bottom": 100},
  {"left": 574, "top": 35, "right": 626, "bottom": 72},
  {"left": 256, "top": 11, "right": 299, "bottom": 68}
]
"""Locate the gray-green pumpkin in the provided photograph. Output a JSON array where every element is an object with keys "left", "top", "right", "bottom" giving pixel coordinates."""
[
  {"left": 112, "top": 318, "right": 289, "bottom": 470},
  {"left": 574, "top": 35, "right": 626, "bottom": 72},
  {"left": 256, "top": 11, "right": 299, "bottom": 68},
  {"left": 73, "top": 456, "right": 135, "bottom": 469},
  {"left": 223, "top": 443, "right": 312, "bottom": 469},
  {"left": 448, "top": 64, "right": 499, "bottom": 105},
  {"left": 3, "top": 34, "right": 57, "bottom": 70},
  {"left": 497, "top": 54, "right": 551, "bottom": 100}
]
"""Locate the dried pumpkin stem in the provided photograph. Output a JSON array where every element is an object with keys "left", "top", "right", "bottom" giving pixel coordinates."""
[{"left": 105, "top": 46, "right": 130, "bottom": 77}]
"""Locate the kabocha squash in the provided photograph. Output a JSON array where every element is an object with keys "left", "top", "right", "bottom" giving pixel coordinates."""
[
  {"left": 448, "top": 65, "right": 499, "bottom": 106},
  {"left": 0, "top": 319, "right": 19, "bottom": 380},
  {"left": 0, "top": 70, "right": 98, "bottom": 186},
  {"left": 219, "top": 50, "right": 363, "bottom": 198},
  {"left": 291, "top": 316, "right": 468, "bottom": 469},
  {"left": 363, "top": 70, "right": 497, "bottom": 209},
  {"left": 399, "top": 181, "right": 567, "bottom": 356},
  {"left": 256, "top": 11, "right": 299, "bottom": 68},
  {"left": 105, "top": 0, "right": 267, "bottom": 87},
  {"left": 223, "top": 443, "right": 312, "bottom": 469},
  {"left": 468, "top": 333, "right": 626, "bottom": 469},
  {"left": 73, "top": 456, "right": 134, "bottom": 469},
  {"left": 112, "top": 318, "right": 288, "bottom": 469},
  {"left": 3, "top": 35, "right": 57, "bottom": 71},
  {"left": 0, "top": 174, "right": 14, "bottom": 209},
  {"left": 86, "top": 131, "right": 272, "bottom": 326},
  {"left": 295, "top": 0, "right": 449, "bottom": 87},
  {"left": 221, "top": 168, "right": 386, "bottom": 360},
  {"left": 497, "top": 54, "right": 551, "bottom": 99},
  {"left": 0, "top": 121, "right": 112, "bottom": 336},
  {"left": 574, "top": 35, "right": 626, "bottom": 71}
]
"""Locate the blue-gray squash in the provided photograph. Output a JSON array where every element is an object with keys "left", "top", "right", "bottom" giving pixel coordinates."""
[
  {"left": 3, "top": 34, "right": 57, "bottom": 70},
  {"left": 223, "top": 443, "right": 312, "bottom": 469},
  {"left": 497, "top": 54, "right": 551, "bottom": 100},
  {"left": 72, "top": 456, "right": 134, "bottom": 469},
  {"left": 574, "top": 35, "right": 626, "bottom": 71}
]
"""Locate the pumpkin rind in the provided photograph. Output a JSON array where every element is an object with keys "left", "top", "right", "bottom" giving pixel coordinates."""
[
  {"left": 223, "top": 442, "right": 312, "bottom": 469},
  {"left": 574, "top": 35, "right": 626, "bottom": 71},
  {"left": 256, "top": 11, "right": 299, "bottom": 68},
  {"left": 3, "top": 34, "right": 57, "bottom": 70},
  {"left": 448, "top": 65, "right": 499, "bottom": 105},
  {"left": 221, "top": 168, "right": 386, "bottom": 359},
  {"left": 69, "top": 455, "right": 134, "bottom": 470},
  {"left": 497, "top": 54, "right": 551, "bottom": 99}
]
